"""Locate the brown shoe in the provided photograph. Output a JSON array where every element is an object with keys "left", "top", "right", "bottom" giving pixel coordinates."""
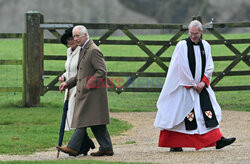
[
  {"left": 56, "top": 146, "right": 78, "bottom": 156},
  {"left": 90, "top": 150, "right": 114, "bottom": 156}
]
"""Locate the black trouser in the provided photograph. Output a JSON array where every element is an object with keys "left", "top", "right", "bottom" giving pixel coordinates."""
[{"left": 67, "top": 125, "right": 113, "bottom": 152}]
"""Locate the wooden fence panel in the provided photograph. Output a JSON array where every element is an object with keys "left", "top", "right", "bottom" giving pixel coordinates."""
[{"left": 40, "top": 17, "right": 250, "bottom": 95}]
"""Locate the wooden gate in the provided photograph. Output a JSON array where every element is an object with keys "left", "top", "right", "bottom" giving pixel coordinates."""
[{"left": 25, "top": 12, "right": 250, "bottom": 106}]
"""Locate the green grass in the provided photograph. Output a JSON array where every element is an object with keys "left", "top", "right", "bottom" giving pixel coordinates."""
[
  {"left": 0, "top": 101, "right": 132, "bottom": 155},
  {"left": 125, "top": 141, "right": 136, "bottom": 144},
  {"left": 0, "top": 33, "right": 249, "bottom": 157}
]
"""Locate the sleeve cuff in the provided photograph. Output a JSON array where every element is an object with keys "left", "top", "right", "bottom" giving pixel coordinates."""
[{"left": 201, "top": 75, "right": 210, "bottom": 87}]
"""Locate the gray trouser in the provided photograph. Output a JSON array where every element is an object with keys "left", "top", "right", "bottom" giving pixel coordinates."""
[{"left": 67, "top": 125, "right": 113, "bottom": 152}]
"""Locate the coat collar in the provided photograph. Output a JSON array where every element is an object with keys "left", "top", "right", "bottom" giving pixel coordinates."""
[
  {"left": 69, "top": 46, "right": 81, "bottom": 56},
  {"left": 81, "top": 39, "right": 93, "bottom": 50},
  {"left": 79, "top": 39, "right": 93, "bottom": 55},
  {"left": 78, "top": 39, "right": 94, "bottom": 66}
]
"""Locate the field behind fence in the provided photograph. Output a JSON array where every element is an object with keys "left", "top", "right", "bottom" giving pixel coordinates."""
[{"left": 0, "top": 33, "right": 249, "bottom": 111}]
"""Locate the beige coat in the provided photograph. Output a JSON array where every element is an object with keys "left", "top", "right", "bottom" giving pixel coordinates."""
[
  {"left": 66, "top": 39, "right": 110, "bottom": 128},
  {"left": 63, "top": 46, "right": 80, "bottom": 131}
]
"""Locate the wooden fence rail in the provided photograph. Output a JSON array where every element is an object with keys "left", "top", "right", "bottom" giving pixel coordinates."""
[{"left": 0, "top": 33, "right": 24, "bottom": 94}]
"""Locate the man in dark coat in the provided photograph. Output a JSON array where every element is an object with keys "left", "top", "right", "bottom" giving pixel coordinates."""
[{"left": 58, "top": 25, "right": 113, "bottom": 156}]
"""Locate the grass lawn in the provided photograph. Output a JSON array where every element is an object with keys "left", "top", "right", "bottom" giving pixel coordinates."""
[
  {"left": 0, "top": 97, "right": 132, "bottom": 155},
  {"left": 0, "top": 33, "right": 249, "bottom": 158}
]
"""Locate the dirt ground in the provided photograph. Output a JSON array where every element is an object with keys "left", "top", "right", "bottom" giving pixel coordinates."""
[{"left": 0, "top": 111, "right": 249, "bottom": 164}]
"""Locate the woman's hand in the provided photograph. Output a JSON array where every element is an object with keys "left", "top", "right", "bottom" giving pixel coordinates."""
[{"left": 58, "top": 75, "right": 65, "bottom": 82}]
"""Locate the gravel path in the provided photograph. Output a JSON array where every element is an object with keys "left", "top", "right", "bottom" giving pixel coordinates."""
[{"left": 0, "top": 111, "right": 249, "bottom": 163}]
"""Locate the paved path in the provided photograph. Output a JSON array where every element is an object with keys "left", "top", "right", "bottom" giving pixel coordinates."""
[{"left": 0, "top": 111, "right": 250, "bottom": 163}]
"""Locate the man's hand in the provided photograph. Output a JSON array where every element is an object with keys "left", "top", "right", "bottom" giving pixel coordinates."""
[
  {"left": 59, "top": 82, "right": 67, "bottom": 93},
  {"left": 193, "top": 82, "right": 205, "bottom": 93},
  {"left": 58, "top": 75, "right": 65, "bottom": 82}
]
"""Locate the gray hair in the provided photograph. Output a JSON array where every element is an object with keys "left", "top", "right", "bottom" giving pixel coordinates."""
[
  {"left": 188, "top": 20, "right": 203, "bottom": 31},
  {"left": 73, "top": 25, "right": 89, "bottom": 38}
]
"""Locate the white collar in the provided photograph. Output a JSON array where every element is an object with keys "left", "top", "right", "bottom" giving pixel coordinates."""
[{"left": 81, "top": 39, "right": 90, "bottom": 49}]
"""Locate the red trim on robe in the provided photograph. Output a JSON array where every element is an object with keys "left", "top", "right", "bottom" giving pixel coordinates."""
[
  {"left": 158, "top": 128, "right": 223, "bottom": 150},
  {"left": 185, "top": 86, "right": 191, "bottom": 89},
  {"left": 201, "top": 75, "right": 210, "bottom": 87},
  {"left": 185, "top": 75, "right": 209, "bottom": 89}
]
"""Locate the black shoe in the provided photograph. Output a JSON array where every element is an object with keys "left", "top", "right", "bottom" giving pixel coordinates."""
[
  {"left": 88, "top": 138, "right": 95, "bottom": 149},
  {"left": 170, "top": 147, "right": 183, "bottom": 152},
  {"left": 216, "top": 137, "right": 236, "bottom": 149}
]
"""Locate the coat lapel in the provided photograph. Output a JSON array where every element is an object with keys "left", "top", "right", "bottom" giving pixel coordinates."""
[
  {"left": 77, "top": 39, "right": 93, "bottom": 66},
  {"left": 71, "top": 46, "right": 80, "bottom": 57}
]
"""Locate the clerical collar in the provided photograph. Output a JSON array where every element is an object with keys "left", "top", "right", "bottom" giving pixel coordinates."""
[
  {"left": 188, "top": 37, "right": 202, "bottom": 45},
  {"left": 81, "top": 39, "right": 90, "bottom": 49}
]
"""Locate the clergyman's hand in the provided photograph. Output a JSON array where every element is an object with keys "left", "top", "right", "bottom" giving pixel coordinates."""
[{"left": 195, "top": 82, "right": 205, "bottom": 93}]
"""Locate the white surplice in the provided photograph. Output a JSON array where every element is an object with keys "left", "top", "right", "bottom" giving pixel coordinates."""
[
  {"left": 63, "top": 46, "right": 81, "bottom": 131},
  {"left": 154, "top": 40, "right": 222, "bottom": 135}
]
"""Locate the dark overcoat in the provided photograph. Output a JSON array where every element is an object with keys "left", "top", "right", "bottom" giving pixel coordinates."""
[{"left": 66, "top": 39, "right": 110, "bottom": 128}]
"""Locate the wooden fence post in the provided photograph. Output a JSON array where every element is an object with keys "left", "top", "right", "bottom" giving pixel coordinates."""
[{"left": 25, "top": 11, "right": 44, "bottom": 107}]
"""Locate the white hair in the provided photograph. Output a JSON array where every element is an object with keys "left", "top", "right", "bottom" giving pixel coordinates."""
[
  {"left": 188, "top": 20, "right": 203, "bottom": 31},
  {"left": 73, "top": 25, "right": 89, "bottom": 38}
]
